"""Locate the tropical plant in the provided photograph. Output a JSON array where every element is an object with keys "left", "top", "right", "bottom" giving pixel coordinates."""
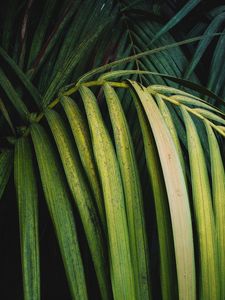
[{"left": 0, "top": 0, "right": 225, "bottom": 299}]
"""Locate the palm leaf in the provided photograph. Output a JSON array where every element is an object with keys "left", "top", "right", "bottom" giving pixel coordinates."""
[
  {"left": 79, "top": 85, "right": 136, "bottom": 300},
  {"left": 1, "top": 0, "right": 225, "bottom": 297},
  {"left": 0, "top": 68, "right": 29, "bottom": 120},
  {"left": 184, "top": 11, "right": 225, "bottom": 80},
  {"left": 128, "top": 80, "right": 196, "bottom": 300},
  {"left": 103, "top": 83, "right": 151, "bottom": 299},
  {"left": 131, "top": 89, "right": 178, "bottom": 300},
  {"left": 27, "top": 0, "right": 58, "bottom": 69},
  {"left": 14, "top": 137, "right": 40, "bottom": 300},
  {"left": 181, "top": 107, "right": 219, "bottom": 300},
  {"left": 0, "top": 47, "right": 42, "bottom": 106},
  {"left": 0, "top": 149, "right": 13, "bottom": 199},
  {"left": 30, "top": 123, "right": 88, "bottom": 300},
  {"left": 77, "top": 34, "right": 221, "bottom": 84},
  {"left": 0, "top": 98, "right": 15, "bottom": 134},
  {"left": 61, "top": 96, "right": 106, "bottom": 228},
  {"left": 205, "top": 121, "right": 225, "bottom": 300},
  {"left": 155, "top": 93, "right": 186, "bottom": 177},
  {"left": 45, "top": 109, "right": 111, "bottom": 300},
  {"left": 151, "top": 0, "right": 201, "bottom": 43}
]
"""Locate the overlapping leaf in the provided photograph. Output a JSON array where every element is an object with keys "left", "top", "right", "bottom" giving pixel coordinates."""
[
  {"left": 103, "top": 83, "right": 151, "bottom": 299},
  {"left": 14, "top": 137, "right": 40, "bottom": 300},
  {"left": 79, "top": 86, "right": 135, "bottom": 300},
  {"left": 31, "top": 123, "right": 88, "bottom": 300},
  {"left": 45, "top": 109, "right": 111, "bottom": 300},
  {"left": 0, "top": 149, "right": 13, "bottom": 199}
]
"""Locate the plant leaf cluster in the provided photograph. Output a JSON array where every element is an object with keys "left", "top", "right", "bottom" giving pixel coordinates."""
[{"left": 0, "top": 1, "right": 224, "bottom": 299}]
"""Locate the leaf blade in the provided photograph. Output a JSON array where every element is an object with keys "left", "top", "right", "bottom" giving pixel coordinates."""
[
  {"left": 45, "top": 109, "right": 111, "bottom": 300},
  {"left": 14, "top": 137, "right": 40, "bottom": 300},
  {"left": 103, "top": 83, "right": 151, "bottom": 300},
  {"left": 132, "top": 90, "right": 178, "bottom": 300},
  {"left": 205, "top": 121, "right": 225, "bottom": 300},
  {"left": 79, "top": 86, "right": 135, "bottom": 300},
  {"left": 30, "top": 123, "right": 88, "bottom": 300},
  {"left": 181, "top": 107, "right": 219, "bottom": 300},
  {"left": 128, "top": 80, "right": 196, "bottom": 300},
  {"left": 0, "top": 68, "right": 29, "bottom": 119},
  {"left": 0, "top": 149, "right": 13, "bottom": 199},
  {"left": 61, "top": 96, "right": 106, "bottom": 228}
]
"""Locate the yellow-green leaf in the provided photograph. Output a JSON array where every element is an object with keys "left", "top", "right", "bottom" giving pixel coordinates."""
[
  {"left": 155, "top": 93, "right": 186, "bottom": 177},
  {"left": 128, "top": 80, "right": 196, "bottom": 300},
  {"left": 130, "top": 88, "right": 178, "bottom": 300},
  {"left": 45, "top": 109, "right": 111, "bottom": 300},
  {"left": 61, "top": 96, "right": 106, "bottom": 228},
  {"left": 205, "top": 121, "right": 225, "bottom": 300},
  {"left": 79, "top": 86, "right": 135, "bottom": 300},
  {"left": 181, "top": 107, "right": 219, "bottom": 300},
  {"left": 103, "top": 83, "right": 151, "bottom": 300}
]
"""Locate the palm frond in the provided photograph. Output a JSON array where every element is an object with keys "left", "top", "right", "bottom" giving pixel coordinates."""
[{"left": 1, "top": 1, "right": 225, "bottom": 298}]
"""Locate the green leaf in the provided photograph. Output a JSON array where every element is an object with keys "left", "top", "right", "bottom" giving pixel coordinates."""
[
  {"left": 14, "top": 137, "right": 40, "bottom": 300},
  {"left": 0, "top": 98, "right": 15, "bottom": 134},
  {"left": 79, "top": 86, "right": 135, "bottom": 300},
  {"left": 103, "top": 83, "right": 151, "bottom": 300},
  {"left": 78, "top": 68, "right": 225, "bottom": 107},
  {"left": 42, "top": 16, "right": 111, "bottom": 107},
  {"left": 148, "top": 84, "right": 201, "bottom": 97},
  {"left": 151, "top": 0, "right": 201, "bottom": 44},
  {"left": 51, "top": 0, "right": 103, "bottom": 76},
  {"left": 128, "top": 80, "right": 196, "bottom": 300},
  {"left": 205, "top": 122, "right": 225, "bottom": 300},
  {"left": 0, "top": 149, "right": 13, "bottom": 199},
  {"left": 181, "top": 107, "right": 219, "bottom": 300},
  {"left": 30, "top": 123, "right": 88, "bottom": 300},
  {"left": 169, "top": 95, "right": 224, "bottom": 115},
  {"left": 27, "top": 0, "right": 58, "bottom": 68},
  {"left": 27, "top": 1, "right": 80, "bottom": 78},
  {"left": 184, "top": 12, "right": 225, "bottom": 79},
  {"left": 77, "top": 33, "right": 223, "bottom": 84},
  {"left": 1, "top": 0, "right": 20, "bottom": 51},
  {"left": 192, "top": 108, "right": 225, "bottom": 125},
  {"left": 99, "top": 70, "right": 156, "bottom": 80},
  {"left": 149, "top": 76, "right": 225, "bottom": 106},
  {"left": 0, "top": 47, "right": 42, "bottom": 107},
  {"left": 61, "top": 96, "right": 106, "bottom": 228},
  {"left": 207, "top": 28, "right": 225, "bottom": 95},
  {"left": 132, "top": 21, "right": 189, "bottom": 81},
  {"left": 0, "top": 67, "right": 29, "bottom": 120},
  {"left": 45, "top": 109, "right": 112, "bottom": 300}
]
